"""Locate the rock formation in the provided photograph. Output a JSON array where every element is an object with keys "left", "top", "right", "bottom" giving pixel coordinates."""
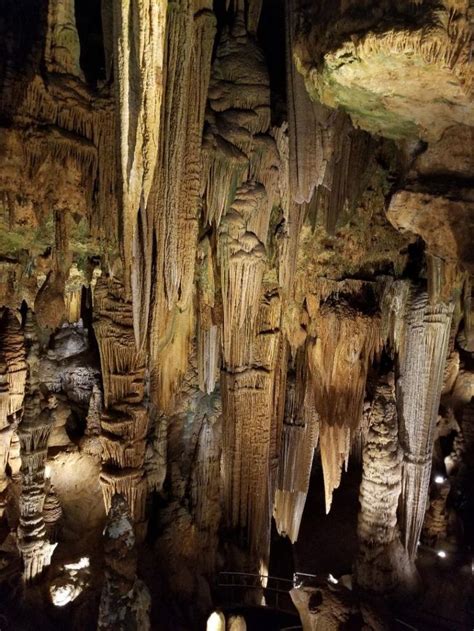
[
  {"left": 354, "top": 373, "right": 412, "bottom": 593},
  {"left": 97, "top": 494, "right": 151, "bottom": 631},
  {"left": 291, "top": 582, "right": 388, "bottom": 631},
  {"left": 0, "top": 1, "right": 473, "bottom": 629},
  {"left": 17, "top": 312, "right": 56, "bottom": 582},
  {"left": 397, "top": 290, "right": 454, "bottom": 558}
]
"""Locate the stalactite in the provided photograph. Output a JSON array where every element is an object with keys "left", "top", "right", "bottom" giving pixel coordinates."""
[
  {"left": 354, "top": 373, "right": 412, "bottom": 593},
  {"left": 272, "top": 123, "right": 306, "bottom": 302},
  {"left": 397, "top": 289, "right": 454, "bottom": 558},
  {"left": 197, "top": 235, "right": 221, "bottom": 395},
  {"left": 222, "top": 285, "right": 282, "bottom": 556},
  {"left": 98, "top": 494, "right": 151, "bottom": 631},
  {"left": 307, "top": 281, "right": 382, "bottom": 512},
  {"left": 285, "top": 0, "right": 372, "bottom": 233},
  {"left": 112, "top": 0, "right": 167, "bottom": 329},
  {"left": 44, "top": 0, "right": 83, "bottom": 79},
  {"left": 119, "top": 0, "right": 217, "bottom": 413},
  {"left": 118, "top": 1, "right": 217, "bottom": 412},
  {"left": 0, "top": 309, "right": 27, "bottom": 417},
  {"left": 273, "top": 362, "right": 319, "bottom": 543}
]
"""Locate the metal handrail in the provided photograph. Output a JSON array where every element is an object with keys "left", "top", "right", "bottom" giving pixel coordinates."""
[
  {"left": 217, "top": 571, "right": 473, "bottom": 631},
  {"left": 217, "top": 571, "right": 297, "bottom": 615}
]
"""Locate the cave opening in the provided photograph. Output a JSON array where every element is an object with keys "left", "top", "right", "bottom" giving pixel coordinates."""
[{"left": 74, "top": 0, "right": 105, "bottom": 85}]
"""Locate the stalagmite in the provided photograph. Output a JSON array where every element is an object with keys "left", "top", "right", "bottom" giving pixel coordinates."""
[
  {"left": 291, "top": 583, "right": 388, "bottom": 631},
  {"left": 0, "top": 352, "right": 10, "bottom": 515},
  {"left": 93, "top": 276, "right": 149, "bottom": 532},
  {"left": 17, "top": 312, "right": 56, "bottom": 581},
  {"left": 97, "top": 494, "right": 151, "bottom": 631},
  {"left": 421, "top": 478, "right": 451, "bottom": 547},
  {"left": 354, "top": 373, "right": 412, "bottom": 593},
  {"left": 397, "top": 290, "right": 454, "bottom": 558},
  {"left": 222, "top": 285, "right": 283, "bottom": 556},
  {"left": 43, "top": 483, "right": 63, "bottom": 541}
]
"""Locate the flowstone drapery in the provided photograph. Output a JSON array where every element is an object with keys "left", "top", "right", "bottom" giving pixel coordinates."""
[{"left": 397, "top": 290, "right": 454, "bottom": 558}]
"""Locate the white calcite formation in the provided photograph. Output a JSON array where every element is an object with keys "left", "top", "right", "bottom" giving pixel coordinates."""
[{"left": 397, "top": 290, "right": 454, "bottom": 558}]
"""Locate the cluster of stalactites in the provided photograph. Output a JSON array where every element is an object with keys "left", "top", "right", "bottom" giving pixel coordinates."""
[
  {"left": 397, "top": 289, "right": 454, "bottom": 558},
  {"left": 128, "top": 2, "right": 217, "bottom": 413},
  {"left": 286, "top": 0, "right": 372, "bottom": 233},
  {"left": 112, "top": 0, "right": 167, "bottom": 327},
  {"left": 93, "top": 277, "right": 149, "bottom": 534},
  {"left": 200, "top": 8, "right": 284, "bottom": 561},
  {"left": 306, "top": 283, "right": 382, "bottom": 513}
]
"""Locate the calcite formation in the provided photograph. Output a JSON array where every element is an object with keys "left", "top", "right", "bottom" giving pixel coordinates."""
[
  {"left": 354, "top": 374, "right": 410, "bottom": 593},
  {"left": 98, "top": 494, "right": 151, "bottom": 631},
  {"left": 397, "top": 290, "right": 453, "bottom": 558},
  {"left": 17, "top": 312, "right": 56, "bottom": 581},
  {"left": 291, "top": 583, "right": 387, "bottom": 631},
  {"left": 0, "top": 1, "right": 473, "bottom": 630},
  {"left": 291, "top": 0, "right": 473, "bottom": 141},
  {"left": 307, "top": 280, "right": 382, "bottom": 512},
  {"left": 94, "top": 277, "right": 149, "bottom": 533}
]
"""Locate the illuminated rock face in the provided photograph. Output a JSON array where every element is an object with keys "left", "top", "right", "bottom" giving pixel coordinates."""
[
  {"left": 0, "top": 1, "right": 473, "bottom": 629},
  {"left": 291, "top": 0, "right": 473, "bottom": 141},
  {"left": 291, "top": 583, "right": 388, "bottom": 631}
]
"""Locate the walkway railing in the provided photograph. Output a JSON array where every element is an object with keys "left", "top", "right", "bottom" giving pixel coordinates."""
[
  {"left": 217, "top": 571, "right": 473, "bottom": 630},
  {"left": 217, "top": 571, "right": 296, "bottom": 614}
]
